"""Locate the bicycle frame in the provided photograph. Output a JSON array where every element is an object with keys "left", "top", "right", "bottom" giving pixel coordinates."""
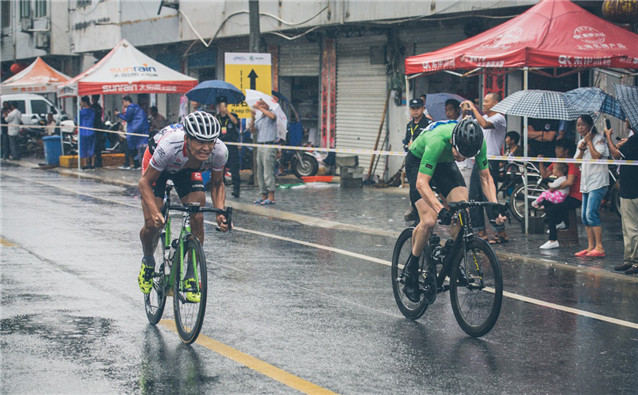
[{"left": 429, "top": 208, "right": 473, "bottom": 291}]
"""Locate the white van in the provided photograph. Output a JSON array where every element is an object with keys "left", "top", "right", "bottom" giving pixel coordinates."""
[{"left": 1, "top": 93, "right": 69, "bottom": 125}]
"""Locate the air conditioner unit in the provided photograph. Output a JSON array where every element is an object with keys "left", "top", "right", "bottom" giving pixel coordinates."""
[
  {"left": 20, "top": 17, "right": 33, "bottom": 32},
  {"left": 34, "top": 32, "right": 49, "bottom": 49}
]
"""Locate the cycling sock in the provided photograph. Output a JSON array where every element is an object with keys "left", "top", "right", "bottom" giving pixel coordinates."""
[{"left": 407, "top": 253, "right": 420, "bottom": 273}]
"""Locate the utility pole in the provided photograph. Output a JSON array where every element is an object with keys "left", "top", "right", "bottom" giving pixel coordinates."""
[
  {"left": 249, "top": 0, "right": 260, "bottom": 53},
  {"left": 249, "top": 0, "right": 260, "bottom": 185}
]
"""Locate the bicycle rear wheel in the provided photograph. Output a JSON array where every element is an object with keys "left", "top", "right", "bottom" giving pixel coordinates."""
[
  {"left": 145, "top": 231, "right": 168, "bottom": 325},
  {"left": 391, "top": 227, "right": 429, "bottom": 320},
  {"left": 173, "top": 235, "right": 207, "bottom": 344},
  {"left": 449, "top": 237, "right": 503, "bottom": 337}
]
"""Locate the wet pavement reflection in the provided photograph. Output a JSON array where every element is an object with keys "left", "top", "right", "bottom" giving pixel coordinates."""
[{"left": 1, "top": 164, "right": 637, "bottom": 393}]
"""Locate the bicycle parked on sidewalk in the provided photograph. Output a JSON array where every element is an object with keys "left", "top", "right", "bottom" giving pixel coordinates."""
[
  {"left": 391, "top": 201, "right": 506, "bottom": 337},
  {"left": 144, "top": 180, "right": 232, "bottom": 344}
]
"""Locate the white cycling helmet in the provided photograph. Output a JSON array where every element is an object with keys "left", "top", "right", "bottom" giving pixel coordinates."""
[{"left": 183, "top": 111, "right": 220, "bottom": 142}]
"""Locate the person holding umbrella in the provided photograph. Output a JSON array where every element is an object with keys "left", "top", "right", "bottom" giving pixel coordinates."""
[
  {"left": 249, "top": 98, "right": 279, "bottom": 205},
  {"left": 216, "top": 96, "right": 241, "bottom": 198}
]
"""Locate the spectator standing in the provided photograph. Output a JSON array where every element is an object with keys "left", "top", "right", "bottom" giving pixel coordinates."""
[
  {"left": 403, "top": 98, "right": 432, "bottom": 221},
  {"left": 606, "top": 119, "right": 638, "bottom": 274},
  {"left": 538, "top": 139, "right": 581, "bottom": 249},
  {"left": 5, "top": 102, "right": 22, "bottom": 160},
  {"left": 528, "top": 118, "right": 559, "bottom": 157},
  {"left": 216, "top": 96, "right": 241, "bottom": 198},
  {"left": 249, "top": 99, "right": 279, "bottom": 205},
  {"left": 446, "top": 99, "right": 473, "bottom": 185},
  {"left": 45, "top": 113, "right": 57, "bottom": 135},
  {"left": 2, "top": 102, "right": 11, "bottom": 159},
  {"left": 462, "top": 93, "right": 508, "bottom": 243},
  {"left": 574, "top": 114, "right": 609, "bottom": 257},
  {"left": 115, "top": 96, "right": 149, "bottom": 170},
  {"left": 149, "top": 106, "right": 168, "bottom": 135},
  {"left": 78, "top": 96, "right": 97, "bottom": 169},
  {"left": 91, "top": 95, "right": 105, "bottom": 168},
  {"left": 418, "top": 94, "right": 434, "bottom": 121}
]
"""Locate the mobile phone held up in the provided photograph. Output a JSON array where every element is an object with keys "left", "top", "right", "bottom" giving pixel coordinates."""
[{"left": 605, "top": 118, "right": 612, "bottom": 130}]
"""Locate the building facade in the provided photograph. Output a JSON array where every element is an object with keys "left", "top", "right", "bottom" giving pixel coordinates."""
[{"left": 5, "top": 0, "right": 629, "bottom": 179}]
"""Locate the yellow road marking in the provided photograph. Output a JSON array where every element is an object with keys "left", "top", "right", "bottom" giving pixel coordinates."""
[
  {"left": 0, "top": 237, "right": 17, "bottom": 247},
  {"left": 7, "top": 174, "right": 638, "bottom": 331},
  {"left": 159, "top": 320, "right": 337, "bottom": 395}
]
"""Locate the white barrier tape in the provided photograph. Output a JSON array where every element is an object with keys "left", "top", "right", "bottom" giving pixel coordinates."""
[
  {"left": 5, "top": 122, "right": 637, "bottom": 166},
  {"left": 1, "top": 123, "right": 149, "bottom": 139}
]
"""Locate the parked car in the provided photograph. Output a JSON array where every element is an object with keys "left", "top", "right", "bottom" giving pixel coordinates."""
[{"left": 1, "top": 93, "right": 69, "bottom": 125}]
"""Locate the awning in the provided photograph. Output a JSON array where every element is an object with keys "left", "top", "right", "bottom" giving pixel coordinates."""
[
  {"left": 405, "top": 0, "right": 638, "bottom": 75},
  {"left": 58, "top": 39, "right": 197, "bottom": 97},
  {"left": 1, "top": 57, "right": 70, "bottom": 94}
]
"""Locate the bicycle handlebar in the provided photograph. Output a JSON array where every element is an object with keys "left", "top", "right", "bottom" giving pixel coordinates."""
[
  {"left": 447, "top": 201, "right": 510, "bottom": 220},
  {"left": 168, "top": 204, "right": 233, "bottom": 226}
]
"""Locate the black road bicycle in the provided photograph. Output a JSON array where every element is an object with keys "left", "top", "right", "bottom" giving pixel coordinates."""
[
  {"left": 144, "top": 180, "right": 232, "bottom": 344},
  {"left": 391, "top": 201, "right": 506, "bottom": 337}
]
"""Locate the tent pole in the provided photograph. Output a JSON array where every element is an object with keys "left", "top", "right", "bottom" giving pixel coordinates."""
[
  {"left": 523, "top": 67, "right": 529, "bottom": 235},
  {"left": 77, "top": 95, "right": 81, "bottom": 171}
]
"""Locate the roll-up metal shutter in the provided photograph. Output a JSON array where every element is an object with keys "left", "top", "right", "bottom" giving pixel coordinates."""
[
  {"left": 336, "top": 35, "right": 388, "bottom": 178},
  {"left": 279, "top": 41, "right": 320, "bottom": 76}
]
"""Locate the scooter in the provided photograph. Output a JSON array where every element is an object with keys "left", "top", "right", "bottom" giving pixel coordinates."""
[{"left": 277, "top": 146, "right": 319, "bottom": 178}]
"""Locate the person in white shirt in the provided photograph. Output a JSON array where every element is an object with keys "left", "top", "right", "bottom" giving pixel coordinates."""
[
  {"left": 5, "top": 102, "right": 22, "bottom": 160},
  {"left": 573, "top": 114, "right": 609, "bottom": 258},
  {"left": 462, "top": 93, "right": 508, "bottom": 243}
]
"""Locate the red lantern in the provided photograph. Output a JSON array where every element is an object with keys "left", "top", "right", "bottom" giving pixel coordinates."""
[
  {"left": 10, "top": 63, "right": 26, "bottom": 74},
  {"left": 603, "top": 0, "right": 638, "bottom": 23}
]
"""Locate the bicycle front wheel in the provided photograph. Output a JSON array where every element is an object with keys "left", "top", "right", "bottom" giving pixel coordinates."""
[
  {"left": 391, "top": 227, "right": 429, "bottom": 320},
  {"left": 173, "top": 235, "right": 208, "bottom": 344},
  {"left": 449, "top": 237, "right": 503, "bottom": 337},
  {"left": 145, "top": 231, "right": 168, "bottom": 325}
]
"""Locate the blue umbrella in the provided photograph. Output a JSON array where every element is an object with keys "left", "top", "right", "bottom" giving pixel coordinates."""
[
  {"left": 424, "top": 93, "right": 469, "bottom": 121},
  {"left": 185, "top": 80, "right": 245, "bottom": 105},
  {"left": 564, "top": 87, "right": 625, "bottom": 120},
  {"left": 614, "top": 84, "right": 638, "bottom": 129}
]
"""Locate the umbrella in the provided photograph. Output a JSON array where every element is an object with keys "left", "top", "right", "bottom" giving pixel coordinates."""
[
  {"left": 614, "top": 84, "right": 638, "bottom": 129},
  {"left": 245, "top": 89, "right": 287, "bottom": 140},
  {"left": 491, "top": 89, "right": 585, "bottom": 120},
  {"left": 564, "top": 87, "right": 625, "bottom": 120},
  {"left": 424, "top": 93, "right": 469, "bottom": 121},
  {"left": 245, "top": 89, "right": 280, "bottom": 110},
  {"left": 185, "top": 80, "right": 245, "bottom": 105}
]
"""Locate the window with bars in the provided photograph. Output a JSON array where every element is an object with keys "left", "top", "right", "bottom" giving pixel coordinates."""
[
  {"left": 19, "top": 0, "right": 30, "bottom": 18},
  {"left": 34, "top": 0, "right": 47, "bottom": 17}
]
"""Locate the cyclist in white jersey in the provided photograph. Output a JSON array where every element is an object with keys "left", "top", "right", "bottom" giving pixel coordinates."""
[{"left": 137, "top": 111, "right": 230, "bottom": 298}]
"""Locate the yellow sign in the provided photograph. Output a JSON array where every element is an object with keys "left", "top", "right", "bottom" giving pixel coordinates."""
[{"left": 225, "top": 52, "right": 272, "bottom": 119}]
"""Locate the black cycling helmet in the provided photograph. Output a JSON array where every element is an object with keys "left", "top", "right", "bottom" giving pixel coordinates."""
[
  {"left": 452, "top": 118, "right": 484, "bottom": 158},
  {"left": 184, "top": 111, "right": 220, "bottom": 142}
]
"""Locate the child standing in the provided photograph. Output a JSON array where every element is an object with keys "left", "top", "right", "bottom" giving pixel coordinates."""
[{"left": 532, "top": 163, "right": 570, "bottom": 208}]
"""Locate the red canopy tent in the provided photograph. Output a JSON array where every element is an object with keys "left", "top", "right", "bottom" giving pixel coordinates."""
[{"left": 405, "top": 0, "right": 638, "bottom": 76}]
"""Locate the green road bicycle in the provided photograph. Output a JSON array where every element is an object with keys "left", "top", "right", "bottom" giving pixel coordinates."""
[
  {"left": 144, "top": 180, "right": 232, "bottom": 344},
  {"left": 392, "top": 201, "right": 506, "bottom": 337}
]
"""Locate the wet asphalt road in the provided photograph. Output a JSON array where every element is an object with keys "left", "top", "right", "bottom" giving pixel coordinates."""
[{"left": 1, "top": 164, "right": 638, "bottom": 394}]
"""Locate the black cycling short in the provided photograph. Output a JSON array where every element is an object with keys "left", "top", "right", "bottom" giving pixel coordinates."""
[
  {"left": 405, "top": 151, "right": 466, "bottom": 206},
  {"left": 152, "top": 170, "right": 206, "bottom": 199}
]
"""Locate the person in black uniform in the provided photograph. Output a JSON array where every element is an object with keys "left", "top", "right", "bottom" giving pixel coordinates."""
[
  {"left": 403, "top": 98, "right": 432, "bottom": 221},
  {"left": 403, "top": 98, "right": 431, "bottom": 151},
  {"left": 91, "top": 95, "right": 105, "bottom": 168},
  {"left": 216, "top": 96, "right": 241, "bottom": 197}
]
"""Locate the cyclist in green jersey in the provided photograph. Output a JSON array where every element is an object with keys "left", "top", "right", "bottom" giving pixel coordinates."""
[{"left": 403, "top": 118, "right": 506, "bottom": 302}]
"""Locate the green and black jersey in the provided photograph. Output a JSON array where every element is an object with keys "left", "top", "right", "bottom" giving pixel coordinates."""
[{"left": 409, "top": 120, "right": 488, "bottom": 176}]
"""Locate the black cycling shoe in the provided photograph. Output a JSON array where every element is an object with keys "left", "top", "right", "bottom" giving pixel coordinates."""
[{"left": 403, "top": 271, "right": 421, "bottom": 302}]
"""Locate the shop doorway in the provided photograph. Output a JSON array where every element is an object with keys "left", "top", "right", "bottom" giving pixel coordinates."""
[{"left": 278, "top": 76, "right": 319, "bottom": 145}]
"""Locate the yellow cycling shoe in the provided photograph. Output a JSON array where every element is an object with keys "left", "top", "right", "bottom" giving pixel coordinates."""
[
  {"left": 182, "top": 278, "right": 201, "bottom": 303},
  {"left": 138, "top": 260, "right": 154, "bottom": 294}
]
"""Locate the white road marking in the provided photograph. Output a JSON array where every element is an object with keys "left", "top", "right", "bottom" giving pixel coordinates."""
[{"left": 7, "top": 173, "right": 638, "bottom": 331}]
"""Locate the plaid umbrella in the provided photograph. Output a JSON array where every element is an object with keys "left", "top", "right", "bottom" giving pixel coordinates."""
[
  {"left": 614, "top": 84, "right": 638, "bottom": 129},
  {"left": 491, "top": 90, "right": 585, "bottom": 120},
  {"left": 564, "top": 87, "right": 625, "bottom": 120}
]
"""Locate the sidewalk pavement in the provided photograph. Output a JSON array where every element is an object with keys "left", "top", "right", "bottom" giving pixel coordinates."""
[{"left": 5, "top": 158, "right": 635, "bottom": 279}]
